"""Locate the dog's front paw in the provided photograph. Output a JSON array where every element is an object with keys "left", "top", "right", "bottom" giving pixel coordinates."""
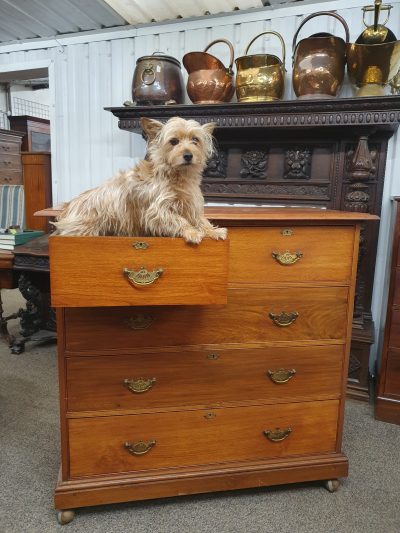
[
  {"left": 183, "top": 227, "right": 204, "bottom": 245},
  {"left": 207, "top": 227, "right": 228, "bottom": 240}
]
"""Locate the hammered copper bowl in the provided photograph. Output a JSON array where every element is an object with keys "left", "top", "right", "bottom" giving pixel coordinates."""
[
  {"left": 183, "top": 38, "right": 235, "bottom": 104},
  {"left": 186, "top": 69, "right": 235, "bottom": 104}
]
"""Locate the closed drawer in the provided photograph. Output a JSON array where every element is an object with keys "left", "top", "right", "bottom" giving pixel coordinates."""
[
  {"left": 228, "top": 226, "right": 354, "bottom": 284},
  {"left": 50, "top": 236, "right": 228, "bottom": 307},
  {"left": 0, "top": 140, "right": 20, "bottom": 155},
  {"left": 384, "top": 350, "right": 400, "bottom": 398},
  {"left": 0, "top": 153, "right": 22, "bottom": 170},
  {"left": 0, "top": 169, "right": 23, "bottom": 184},
  {"left": 68, "top": 400, "right": 339, "bottom": 477},
  {"left": 66, "top": 345, "right": 344, "bottom": 413},
  {"left": 65, "top": 286, "right": 349, "bottom": 352},
  {"left": 388, "top": 309, "right": 400, "bottom": 349}
]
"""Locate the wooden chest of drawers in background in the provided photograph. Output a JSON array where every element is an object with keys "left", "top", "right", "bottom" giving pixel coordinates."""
[
  {"left": 376, "top": 198, "right": 400, "bottom": 425},
  {"left": 0, "top": 129, "right": 24, "bottom": 185},
  {"left": 49, "top": 207, "right": 376, "bottom": 523}
]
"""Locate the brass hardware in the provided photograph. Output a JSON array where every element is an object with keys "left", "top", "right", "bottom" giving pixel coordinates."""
[
  {"left": 272, "top": 250, "right": 303, "bottom": 265},
  {"left": 206, "top": 353, "right": 219, "bottom": 360},
  {"left": 281, "top": 228, "right": 293, "bottom": 236},
  {"left": 140, "top": 64, "right": 156, "bottom": 85},
  {"left": 124, "top": 439, "right": 156, "bottom": 455},
  {"left": 360, "top": 1, "right": 393, "bottom": 45},
  {"left": 124, "top": 377, "right": 156, "bottom": 393},
  {"left": 133, "top": 241, "right": 149, "bottom": 250},
  {"left": 267, "top": 368, "right": 296, "bottom": 384},
  {"left": 269, "top": 311, "right": 299, "bottom": 327},
  {"left": 204, "top": 411, "right": 216, "bottom": 420},
  {"left": 123, "top": 266, "right": 163, "bottom": 286},
  {"left": 125, "top": 313, "right": 154, "bottom": 330},
  {"left": 264, "top": 427, "right": 292, "bottom": 442},
  {"left": 235, "top": 30, "right": 286, "bottom": 103}
]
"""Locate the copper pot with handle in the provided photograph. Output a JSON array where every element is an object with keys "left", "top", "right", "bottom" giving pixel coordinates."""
[
  {"left": 183, "top": 39, "right": 235, "bottom": 104},
  {"left": 292, "top": 11, "right": 350, "bottom": 99},
  {"left": 235, "top": 30, "right": 286, "bottom": 102},
  {"left": 132, "top": 52, "right": 184, "bottom": 105}
]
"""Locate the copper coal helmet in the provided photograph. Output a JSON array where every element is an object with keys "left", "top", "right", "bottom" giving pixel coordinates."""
[
  {"left": 292, "top": 11, "right": 350, "bottom": 99},
  {"left": 235, "top": 30, "right": 286, "bottom": 102},
  {"left": 347, "top": 1, "right": 400, "bottom": 96},
  {"left": 183, "top": 39, "right": 235, "bottom": 104}
]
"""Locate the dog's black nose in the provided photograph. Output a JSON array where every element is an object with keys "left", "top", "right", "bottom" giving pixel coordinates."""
[{"left": 183, "top": 152, "right": 193, "bottom": 162}]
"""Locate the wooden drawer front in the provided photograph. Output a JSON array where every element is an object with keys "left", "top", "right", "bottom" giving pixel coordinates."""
[
  {"left": 0, "top": 153, "right": 22, "bottom": 171},
  {"left": 228, "top": 226, "right": 354, "bottom": 284},
  {"left": 50, "top": 236, "right": 228, "bottom": 307},
  {"left": 68, "top": 400, "right": 339, "bottom": 477},
  {"left": 0, "top": 140, "right": 20, "bottom": 155},
  {"left": 66, "top": 345, "right": 344, "bottom": 413},
  {"left": 388, "top": 309, "right": 400, "bottom": 349},
  {"left": 384, "top": 350, "right": 400, "bottom": 397},
  {"left": 65, "top": 287, "right": 349, "bottom": 352},
  {"left": 0, "top": 169, "right": 23, "bottom": 184},
  {"left": 392, "top": 269, "right": 400, "bottom": 305}
]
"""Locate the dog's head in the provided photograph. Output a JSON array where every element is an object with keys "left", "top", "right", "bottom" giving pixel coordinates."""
[{"left": 141, "top": 117, "right": 215, "bottom": 174}]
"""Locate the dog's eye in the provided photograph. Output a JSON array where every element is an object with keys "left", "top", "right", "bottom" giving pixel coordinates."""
[
  {"left": 169, "top": 138, "right": 179, "bottom": 146},
  {"left": 192, "top": 137, "right": 200, "bottom": 144}
]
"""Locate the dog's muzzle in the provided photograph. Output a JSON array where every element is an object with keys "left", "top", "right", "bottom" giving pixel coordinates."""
[{"left": 183, "top": 152, "right": 193, "bottom": 164}]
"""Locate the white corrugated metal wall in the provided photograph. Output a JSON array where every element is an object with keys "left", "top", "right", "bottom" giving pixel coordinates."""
[{"left": 0, "top": 0, "right": 399, "bottom": 366}]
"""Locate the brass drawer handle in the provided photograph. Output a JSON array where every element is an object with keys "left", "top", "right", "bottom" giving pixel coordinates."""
[
  {"left": 264, "top": 427, "right": 292, "bottom": 442},
  {"left": 124, "top": 377, "right": 156, "bottom": 393},
  {"left": 124, "top": 439, "right": 156, "bottom": 455},
  {"left": 269, "top": 311, "right": 299, "bottom": 327},
  {"left": 123, "top": 266, "right": 163, "bottom": 286},
  {"left": 125, "top": 313, "right": 154, "bottom": 330},
  {"left": 267, "top": 368, "right": 296, "bottom": 384},
  {"left": 272, "top": 250, "right": 303, "bottom": 265}
]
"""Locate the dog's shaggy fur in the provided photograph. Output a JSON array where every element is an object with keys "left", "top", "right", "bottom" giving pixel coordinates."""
[{"left": 53, "top": 117, "right": 227, "bottom": 244}]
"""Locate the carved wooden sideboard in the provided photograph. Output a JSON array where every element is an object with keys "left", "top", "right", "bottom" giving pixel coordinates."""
[{"left": 107, "top": 96, "right": 400, "bottom": 400}]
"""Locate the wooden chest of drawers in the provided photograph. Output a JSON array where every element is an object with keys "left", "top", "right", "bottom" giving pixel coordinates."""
[
  {"left": 376, "top": 198, "right": 400, "bottom": 424},
  {"left": 0, "top": 129, "right": 24, "bottom": 185},
  {"left": 50, "top": 207, "right": 375, "bottom": 522}
]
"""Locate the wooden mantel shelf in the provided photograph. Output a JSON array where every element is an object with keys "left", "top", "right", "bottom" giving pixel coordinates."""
[{"left": 106, "top": 96, "right": 400, "bottom": 133}]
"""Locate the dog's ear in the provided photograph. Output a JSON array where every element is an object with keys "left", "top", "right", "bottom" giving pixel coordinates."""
[
  {"left": 140, "top": 118, "right": 164, "bottom": 140},
  {"left": 202, "top": 121, "right": 216, "bottom": 135}
]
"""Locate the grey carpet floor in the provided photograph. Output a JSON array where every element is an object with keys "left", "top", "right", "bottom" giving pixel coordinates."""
[{"left": 1, "top": 288, "right": 400, "bottom": 533}]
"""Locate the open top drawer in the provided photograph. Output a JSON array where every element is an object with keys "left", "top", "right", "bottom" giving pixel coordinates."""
[{"left": 49, "top": 236, "right": 229, "bottom": 307}]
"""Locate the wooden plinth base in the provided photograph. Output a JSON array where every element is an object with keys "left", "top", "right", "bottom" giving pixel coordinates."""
[{"left": 55, "top": 453, "right": 348, "bottom": 510}]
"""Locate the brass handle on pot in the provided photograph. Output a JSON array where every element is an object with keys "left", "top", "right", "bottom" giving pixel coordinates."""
[
  {"left": 267, "top": 368, "right": 296, "bottom": 384},
  {"left": 140, "top": 63, "right": 156, "bottom": 85},
  {"left": 244, "top": 30, "right": 286, "bottom": 67},
  {"left": 264, "top": 427, "right": 292, "bottom": 442},
  {"left": 362, "top": 1, "right": 391, "bottom": 30},
  {"left": 124, "top": 377, "right": 156, "bottom": 393},
  {"left": 124, "top": 440, "right": 156, "bottom": 456},
  {"left": 123, "top": 266, "right": 163, "bottom": 286},
  {"left": 272, "top": 250, "right": 303, "bottom": 265},
  {"left": 269, "top": 311, "right": 299, "bottom": 327},
  {"left": 292, "top": 11, "right": 350, "bottom": 56},
  {"left": 203, "top": 38, "right": 235, "bottom": 73}
]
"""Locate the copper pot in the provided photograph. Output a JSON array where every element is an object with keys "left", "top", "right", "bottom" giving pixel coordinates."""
[
  {"left": 292, "top": 12, "right": 350, "bottom": 99},
  {"left": 183, "top": 39, "right": 235, "bottom": 104},
  {"left": 235, "top": 31, "right": 286, "bottom": 102},
  {"left": 132, "top": 53, "right": 184, "bottom": 105}
]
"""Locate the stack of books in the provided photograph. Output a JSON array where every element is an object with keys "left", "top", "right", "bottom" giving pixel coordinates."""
[{"left": 0, "top": 230, "right": 45, "bottom": 251}]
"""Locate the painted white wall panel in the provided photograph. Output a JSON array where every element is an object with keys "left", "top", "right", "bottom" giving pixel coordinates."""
[{"left": 0, "top": 0, "right": 399, "bottom": 366}]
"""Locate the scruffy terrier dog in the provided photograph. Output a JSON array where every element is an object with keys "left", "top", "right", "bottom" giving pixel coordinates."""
[{"left": 53, "top": 117, "right": 227, "bottom": 244}]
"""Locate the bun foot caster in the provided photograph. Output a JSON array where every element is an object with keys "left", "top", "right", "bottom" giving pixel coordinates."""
[
  {"left": 324, "top": 479, "right": 340, "bottom": 493},
  {"left": 56, "top": 510, "right": 75, "bottom": 525}
]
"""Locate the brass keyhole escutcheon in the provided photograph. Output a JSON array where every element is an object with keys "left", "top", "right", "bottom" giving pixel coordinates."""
[
  {"left": 206, "top": 353, "right": 219, "bottom": 360},
  {"left": 281, "top": 228, "right": 293, "bottom": 236},
  {"left": 204, "top": 411, "right": 216, "bottom": 420}
]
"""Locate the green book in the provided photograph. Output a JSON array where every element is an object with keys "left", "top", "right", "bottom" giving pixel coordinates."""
[{"left": 0, "top": 230, "right": 44, "bottom": 246}]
